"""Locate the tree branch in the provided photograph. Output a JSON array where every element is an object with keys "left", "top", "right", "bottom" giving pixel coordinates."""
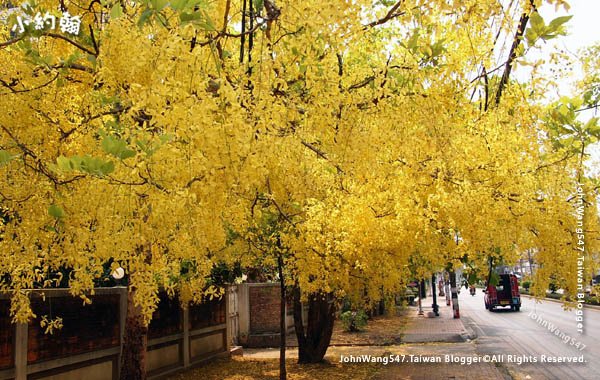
[
  {"left": 0, "top": 73, "right": 60, "bottom": 94},
  {"left": 43, "top": 32, "right": 97, "bottom": 56},
  {"left": 364, "top": 0, "right": 406, "bottom": 29},
  {"left": 88, "top": 24, "right": 99, "bottom": 56},
  {"left": 495, "top": 0, "right": 534, "bottom": 105},
  {"left": 0, "top": 36, "right": 23, "bottom": 49},
  {"left": 1, "top": 124, "right": 84, "bottom": 186},
  {"left": 301, "top": 140, "right": 344, "bottom": 174}
]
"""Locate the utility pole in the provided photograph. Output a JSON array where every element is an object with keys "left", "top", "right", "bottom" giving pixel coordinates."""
[
  {"left": 450, "top": 271, "right": 460, "bottom": 319},
  {"left": 445, "top": 272, "right": 451, "bottom": 306},
  {"left": 450, "top": 232, "right": 461, "bottom": 319},
  {"left": 418, "top": 279, "right": 425, "bottom": 315}
]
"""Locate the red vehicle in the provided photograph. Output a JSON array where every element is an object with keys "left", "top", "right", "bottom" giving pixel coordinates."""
[{"left": 484, "top": 274, "right": 521, "bottom": 311}]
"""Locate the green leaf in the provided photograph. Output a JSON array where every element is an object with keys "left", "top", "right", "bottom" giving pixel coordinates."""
[
  {"left": 548, "top": 15, "right": 572, "bottom": 30},
  {"left": 159, "top": 133, "right": 174, "bottom": 144},
  {"left": 180, "top": 11, "right": 203, "bottom": 23},
  {"left": 79, "top": 156, "right": 115, "bottom": 176},
  {"left": 180, "top": 11, "right": 216, "bottom": 31},
  {"left": 170, "top": 0, "right": 190, "bottom": 10},
  {"left": 571, "top": 96, "right": 584, "bottom": 110},
  {"left": 253, "top": 0, "right": 264, "bottom": 11},
  {"left": 151, "top": 0, "right": 169, "bottom": 11},
  {"left": 138, "top": 9, "right": 154, "bottom": 28},
  {"left": 110, "top": 3, "right": 123, "bottom": 19},
  {"left": 525, "top": 12, "right": 547, "bottom": 46},
  {"left": 489, "top": 272, "right": 499, "bottom": 286},
  {"left": 405, "top": 29, "right": 420, "bottom": 53},
  {"left": 171, "top": 0, "right": 207, "bottom": 11},
  {"left": 532, "top": 15, "right": 571, "bottom": 42},
  {"left": 584, "top": 117, "right": 600, "bottom": 138},
  {"left": 540, "top": 33, "right": 558, "bottom": 41},
  {"left": 136, "top": 140, "right": 153, "bottom": 156},
  {"left": 56, "top": 155, "right": 115, "bottom": 176},
  {"left": 48, "top": 205, "right": 65, "bottom": 219},
  {"left": 525, "top": 28, "right": 538, "bottom": 46},
  {"left": 430, "top": 39, "right": 447, "bottom": 58},
  {"left": 558, "top": 103, "right": 570, "bottom": 117},
  {"left": 101, "top": 160, "right": 115, "bottom": 175},
  {"left": 0, "top": 150, "right": 17, "bottom": 166},
  {"left": 56, "top": 156, "right": 72, "bottom": 171},
  {"left": 530, "top": 12, "right": 545, "bottom": 32},
  {"left": 102, "top": 135, "right": 136, "bottom": 159}
]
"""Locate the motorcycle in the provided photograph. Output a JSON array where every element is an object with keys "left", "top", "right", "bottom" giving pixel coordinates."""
[{"left": 469, "top": 286, "right": 476, "bottom": 296}]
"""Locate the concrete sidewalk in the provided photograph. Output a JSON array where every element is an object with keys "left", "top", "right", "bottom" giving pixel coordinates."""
[
  {"left": 371, "top": 342, "right": 510, "bottom": 380},
  {"left": 244, "top": 343, "right": 508, "bottom": 380},
  {"left": 244, "top": 299, "right": 476, "bottom": 358},
  {"left": 402, "top": 298, "right": 475, "bottom": 343},
  {"left": 242, "top": 301, "right": 509, "bottom": 380}
]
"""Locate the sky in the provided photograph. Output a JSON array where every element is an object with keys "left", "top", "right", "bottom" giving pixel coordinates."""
[
  {"left": 534, "top": 0, "right": 600, "bottom": 175},
  {"left": 563, "top": 0, "right": 598, "bottom": 48},
  {"left": 538, "top": 0, "right": 599, "bottom": 90},
  {"left": 563, "top": 0, "right": 600, "bottom": 175}
]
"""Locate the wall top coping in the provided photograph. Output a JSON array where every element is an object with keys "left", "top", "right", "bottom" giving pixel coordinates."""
[
  {"left": 0, "top": 287, "right": 127, "bottom": 299},
  {"left": 245, "top": 283, "right": 279, "bottom": 288}
]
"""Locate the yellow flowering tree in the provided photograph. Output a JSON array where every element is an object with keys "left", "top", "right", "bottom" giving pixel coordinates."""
[{"left": 1, "top": 1, "right": 598, "bottom": 379}]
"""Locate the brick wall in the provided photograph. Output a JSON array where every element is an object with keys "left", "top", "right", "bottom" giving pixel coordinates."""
[
  {"left": 249, "top": 285, "right": 280, "bottom": 333},
  {"left": 0, "top": 300, "right": 13, "bottom": 370},
  {"left": 27, "top": 293, "right": 120, "bottom": 364},
  {"left": 0, "top": 288, "right": 229, "bottom": 380},
  {"left": 237, "top": 283, "right": 297, "bottom": 348}
]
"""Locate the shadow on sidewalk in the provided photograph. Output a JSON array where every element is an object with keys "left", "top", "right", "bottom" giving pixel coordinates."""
[{"left": 284, "top": 307, "right": 411, "bottom": 347}]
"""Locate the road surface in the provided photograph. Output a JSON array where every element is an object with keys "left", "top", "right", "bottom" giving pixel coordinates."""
[{"left": 460, "top": 288, "right": 600, "bottom": 380}]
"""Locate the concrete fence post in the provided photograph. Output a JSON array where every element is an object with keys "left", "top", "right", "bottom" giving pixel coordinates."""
[
  {"left": 117, "top": 286, "right": 127, "bottom": 378},
  {"left": 14, "top": 322, "right": 27, "bottom": 380},
  {"left": 224, "top": 287, "right": 230, "bottom": 352},
  {"left": 182, "top": 306, "right": 190, "bottom": 367},
  {"left": 237, "top": 284, "right": 249, "bottom": 345}
]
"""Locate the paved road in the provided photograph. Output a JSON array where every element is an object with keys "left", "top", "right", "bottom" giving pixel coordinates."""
[{"left": 460, "top": 288, "right": 600, "bottom": 380}]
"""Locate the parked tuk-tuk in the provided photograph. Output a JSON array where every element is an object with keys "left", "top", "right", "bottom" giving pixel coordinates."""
[{"left": 484, "top": 274, "right": 521, "bottom": 311}]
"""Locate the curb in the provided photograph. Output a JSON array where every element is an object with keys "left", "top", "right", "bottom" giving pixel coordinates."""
[
  {"left": 460, "top": 315, "right": 479, "bottom": 342},
  {"left": 401, "top": 333, "right": 468, "bottom": 344},
  {"left": 462, "top": 325, "right": 477, "bottom": 341},
  {"left": 521, "top": 294, "right": 600, "bottom": 310}
]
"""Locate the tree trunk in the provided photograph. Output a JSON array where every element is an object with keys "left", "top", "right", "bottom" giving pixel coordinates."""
[
  {"left": 278, "top": 255, "right": 287, "bottom": 380},
  {"left": 120, "top": 288, "right": 148, "bottom": 380},
  {"left": 378, "top": 285, "right": 385, "bottom": 315},
  {"left": 431, "top": 274, "right": 439, "bottom": 316},
  {"left": 519, "top": 258, "right": 524, "bottom": 277},
  {"left": 292, "top": 287, "right": 335, "bottom": 364},
  {"left": 445, "top": 279, "right": 451, "bottom": 306}
]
